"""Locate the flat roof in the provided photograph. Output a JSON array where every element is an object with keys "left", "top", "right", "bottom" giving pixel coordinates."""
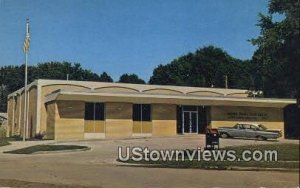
[
  {"left": 8, "top": 79, "right": 249, "bottom": 97},
  {"left": 45, "top": 90, "right": 296, "bottom": 108},
  {"left": 7, "top": 79, "right": 296, "bottom": 108}
]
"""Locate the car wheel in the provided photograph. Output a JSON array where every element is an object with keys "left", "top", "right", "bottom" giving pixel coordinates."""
[
  {"left": 220, "top": 133, "right": 229, "bottom": 138},
  {"left": 257, "top": 136, "right": 266, "bottom": 141}
]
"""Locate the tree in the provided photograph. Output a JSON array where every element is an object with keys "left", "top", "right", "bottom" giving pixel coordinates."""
[
  {"left": 0, "top": 84, "right": 9, "bottom": 112},
  {"left": 250, "top": 0, "right": 300, "bottom": 98},
  {"left": 118, "top": 74, "right": 145, "bottom": 84},
  {"left": 99, "top": 72, "right": 113, "bottom": 82},
  {"left": 149, "top": 46, "right": 253, "bottom": 89}
]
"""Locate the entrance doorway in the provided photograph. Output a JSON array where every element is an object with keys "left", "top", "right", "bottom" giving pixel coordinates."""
[{"left": 177, "top": 105, "right": 210, "bottom": 134}]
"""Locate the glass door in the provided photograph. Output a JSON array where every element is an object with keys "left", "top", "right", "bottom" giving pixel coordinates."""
[{"left": 182, "top": 111, "right": 198, "bottom": 133}]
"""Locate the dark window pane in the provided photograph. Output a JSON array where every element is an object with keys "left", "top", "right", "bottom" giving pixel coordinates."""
[
  {"left": 95, "top": 103, "right": 105, "bottom": 120},
  {"left": 142, "top": 104, "right": 151, "bottom": 121},
  {"left": 85, "top": 103, "right": 105, "bottom": 120},
  {"left": 177, "top": 106, "right": 183, "bottom": 134},
  {"left": 183, "top": 106, "right": 197, "bottom": 111},
  {"left": 133, "top": 104, "right": 151, "bottom": 121},
  {"left": 133, "top": 104, "right": 141, "bottom": 121},
  {"left": 85, "top": 103, "right": 94, "bottom": 120}
]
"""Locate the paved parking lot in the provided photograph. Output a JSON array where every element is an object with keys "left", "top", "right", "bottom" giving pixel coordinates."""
[{"left": 0, "top": 135, "right": 299, "bottom": 188}]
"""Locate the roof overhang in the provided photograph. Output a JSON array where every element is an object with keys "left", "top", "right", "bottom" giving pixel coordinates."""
[{"left": 45, "top": 91, "right": 296, "bottom": 108}]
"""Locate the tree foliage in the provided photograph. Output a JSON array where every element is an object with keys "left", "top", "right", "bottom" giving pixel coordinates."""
[
  {"left": 250, "top": 0, "right": 300, "bottom": 98},
  {"left": 149, "top": 46, "right": 255, "bottom": 90},
  {"left": 99, "top": 72, "right": 113, "bottom": 82},
  {"left": 118, "top": 73, "right": 145, "bottom": 84}
]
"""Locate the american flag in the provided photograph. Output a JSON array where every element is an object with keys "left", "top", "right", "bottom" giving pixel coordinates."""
[{"left": 23, "top": 19, "right": 30, "bottom": 53}]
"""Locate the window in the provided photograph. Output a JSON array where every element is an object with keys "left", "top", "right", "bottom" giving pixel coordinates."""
[
  {"left": 142, "top": 104, "right": 151, "bottom": 121},
  {"left": 85, "top": 103, "right": 105, "bottom": 120},
  {"left": 94, "top": 103, "right": 105, "bottom": 120},
  {"left": 132, "top": 104, "right": 141, "bottom": 121},
  {"left": 85, "top": 103, "right": 94, "bottom": 120},
  {"left": 133, "top": 104, "right": 151, "bottom": 121},
  {"left": 236, "top": 124, "right": 244, "bottom": 129}
]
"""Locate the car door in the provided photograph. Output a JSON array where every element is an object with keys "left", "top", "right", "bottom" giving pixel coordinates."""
[
  {"left": 231, "top": 124, "right": 245, "bottom": 138},
  {"left": 244, "top": 125, "right": 258, "bottom": 138}
]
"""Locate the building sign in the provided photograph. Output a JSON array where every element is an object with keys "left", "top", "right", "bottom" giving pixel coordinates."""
[{"left": 226, "top": 112, "right": 268, "bottom": 121}]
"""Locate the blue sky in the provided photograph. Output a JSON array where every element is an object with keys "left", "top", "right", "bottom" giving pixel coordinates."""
[{"left": 0, "top": 0, "right": 268, "bottom": 81}]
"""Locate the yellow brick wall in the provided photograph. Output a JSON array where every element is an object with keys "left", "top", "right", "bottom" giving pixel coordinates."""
[
  {"left": 18, "top": 92, "right": 25, "bottom": 137},
  {"left": 13, "top": 95, "right": 21, "bottom": 135},
  {"left": 6, "top": 97, "right": 13, "bottom": 136},
  {"left": 46, "top": 101, "right": 56, "bottom": 139},
  {"left": 8, "top": 88, "right": 38, "bottom": 138},
  {"left": 133, "top": 121, "right": 152, "bottom": 134},
  {"left": 84, "top": 120, "right": 105, "bottom": 133},
  {"left": 210, "top": 106, "right": 285, "bottom": 137},
  {"left": 54, "top": 101, "right": 85, "bottom": 140},
  {"left": 40, "top": 85, "right": 90, "bottom": 133},
  {"left": 152, "top": 104, "right": 177, "bottom": 136},
  {"left": 105, "top": 102, "right": 133, "bottom": 138},
  {"left": 13, "top": 92, "right": 24, "bottom": 135},
  {"left": 27, "top": 86, "right": 37, "bottom": 137}
]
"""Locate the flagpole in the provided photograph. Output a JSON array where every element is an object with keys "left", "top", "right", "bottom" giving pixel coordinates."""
[
  {"left": 23, "top": 19, "right": 29, "bottom": 142},
  {"left": 23, "top": 51, "right": 28, "bottom": 141}
]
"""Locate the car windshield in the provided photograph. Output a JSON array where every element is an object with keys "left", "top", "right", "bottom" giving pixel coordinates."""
[
  {"left": 258, "top": 124, "right": 267, "bottom": 130},
  {"left": 234, "top": 124, "right": 242, "bottom": 129}
]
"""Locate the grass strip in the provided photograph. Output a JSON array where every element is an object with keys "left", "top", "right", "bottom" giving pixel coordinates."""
[
  {"left": 4, "top": 145, "right": 88, "bottom": 154},
  {"left": 0, "top": 139, "right": 10, "bottom": 147}
]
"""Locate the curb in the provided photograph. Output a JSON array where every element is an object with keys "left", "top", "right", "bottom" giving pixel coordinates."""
[
  {"left": 226, "top": 166, "right": 299, "bottom": 172},
  {"left": 2, "top": 147, "right": 91, "bottom": 155},
  {"left": 116, "top": 161, "right": 299, "bottom": 172},
  {"left": 32, "top": 147, "right": 91, "bottom": 154}
]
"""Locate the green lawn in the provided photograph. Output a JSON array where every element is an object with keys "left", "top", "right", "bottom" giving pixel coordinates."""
[
  {"left": 224, "top": 143, "right": 299, "bottom": 162},
  {"left": 4, "top": 145, "right": 89, "bottom": 154},
  {"left": 0, "top": 139, "right": 10, "bottom": 147},
  {"left": 121, "top": 144, "right": 300, "bottom": 169},
  {"left": 0, "top": 135, "right": 23, "bottom": 147}
]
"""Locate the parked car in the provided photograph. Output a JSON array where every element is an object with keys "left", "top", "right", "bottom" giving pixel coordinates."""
[
  {"left": 217, "top": 123, "right": 281, "bottom": 140},
  {"left": 255, "top": 124, "right": 282, "bottom": 137}
]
